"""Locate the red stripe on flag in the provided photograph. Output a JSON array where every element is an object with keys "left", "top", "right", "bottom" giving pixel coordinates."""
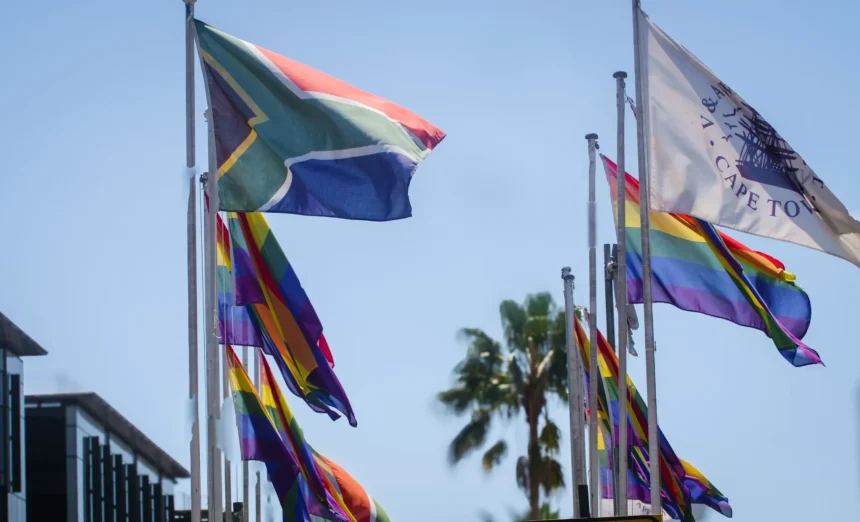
[{"left": 255, "top": 45, "right": 446, "bottom": 150}]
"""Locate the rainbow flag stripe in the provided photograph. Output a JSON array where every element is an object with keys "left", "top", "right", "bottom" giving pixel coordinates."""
[
  {"left": 691, "top": 216, "right": 821, "bottom": 366},
  {"left": 229, "top": 212, "right": 355, "bottom": 424},
  {"left": 226, "top": 347, "right": 344, "bottom": 522},
  {"left": 195, "top": 20, "right": 445, "bottom": 221},
  {"left": 313, "top": 452, "right": 391, "bottom": 522},
  {"left": 217, "top": 213, "right": 263, "bottom": 347},
  {"left": 260, "top": 351, "right": 391, "bottom": 522},
  {"left": 259, "top": 353, "right": 347, "bottom": 520},
  {"left": 574, "top": 316, "right": 732, "bottom": 521},
  {"left": 602, "top": 156, "right": 819, "bottom": 366}
]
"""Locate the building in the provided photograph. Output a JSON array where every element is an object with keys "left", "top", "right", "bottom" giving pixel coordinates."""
[
  {"left": 25, "top": 392, "right": 190, "bottom": 522},
  {"left": 0, "top": 312, "right": 49, "bottom": 522}
]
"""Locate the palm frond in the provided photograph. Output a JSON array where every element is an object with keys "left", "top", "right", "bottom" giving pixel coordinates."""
[
  {"left": 481, "top": 440, "right": 508, "bottom": 471},
  {"left": 535, "top": 350, "right": 554, "bottom": 380},
  {"left": 539, "top": 418, "right": 561, "bottom": 455},
  {"left": 499, "top": 300, "right": 527, "bottom": 351},
  {"left": 437, "top": 387, "right": 477, "bottom": 415},
  {"left": 448, "top": 409, "right": 491, "bottom": 465},
  {"left": 524, "top": 292, "right": 555, "bottom": 319},
  {"left": 515, "top": 456, "right": 529, "bottom": 492},
  {"left": 538, "top": 456, "right": 565, "bottom": 495}
]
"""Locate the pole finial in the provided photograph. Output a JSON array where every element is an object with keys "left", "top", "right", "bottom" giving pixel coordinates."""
[
  {"left": 613, "top": 71, "right": 628, "bottom": 79},
  {"left": 585, "top": 133, "right": 598, "bottom": 141},
  {"left": 561, "top": 267, "right": 574, "bottom": 280}
]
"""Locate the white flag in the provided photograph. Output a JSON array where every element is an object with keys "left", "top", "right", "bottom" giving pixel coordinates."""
[{"left": 637, "top": 9, "right": 860, "bottom": 268}]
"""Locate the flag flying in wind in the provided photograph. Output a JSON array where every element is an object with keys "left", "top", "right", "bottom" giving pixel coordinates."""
[
  {"left": 225, "top": 347, "right": 347, "bottom": 522},
  {"left": 229, "top": 212, "right": 356, "bottom": 425},
  {"left": 217, "top": 213, "right": 263, "bottom": 347},
  {"left": 692, "top": 216, "right": 821, "bottom": 366},
  {"left": 602, "top": 156, "right": 820, "bottom": 366},
  {"left": 636, "top": 8, "right": 860, "bottom": 268},
  {"left": 219, "top": 212, "right": 348, "bottom": 418},
  {"left": 574, "top": 315, "right": 732, "bottom": 521},
  {"left": 260, "top": 351, "right": 392, "bottom": 522},
  {"left": 259, "top": 353, "right": 348, "bottom": 519},
  {"left": 194, "top": 20, "right": 445, "bottom": 221}
]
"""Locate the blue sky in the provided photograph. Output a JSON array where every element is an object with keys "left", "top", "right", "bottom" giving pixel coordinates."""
[{"left": 2, "top": 0, "right": 859, "bottom": 520}]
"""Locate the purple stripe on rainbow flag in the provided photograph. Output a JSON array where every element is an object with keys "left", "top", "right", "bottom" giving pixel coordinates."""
[
  {"left": 693, "top": 217, "right": 822, "bottom": 367},
  {"left": 626, "top": 256, "right": 810, "bottom": 339},
  {"left": 603, "top": 156, "right": 816, "bottom": 362}
]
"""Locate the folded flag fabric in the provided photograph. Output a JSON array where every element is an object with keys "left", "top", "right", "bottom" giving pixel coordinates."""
[
  {"left": 216, "top": 211, "right": 341, "bottom": 419},
  {"left": 217, "top": 213, "right": 263, "bottom": 347},
  {"left": 691, "top": 217, "right": 821, "bottom": 366},
  {"left": 260, "top": 352, "right": 347, "bottom": 519},
  {"left": 574, "top": 315, "right": 732, "bottom": 520},
  {"left": 225, "top": 346, "right": 346, "bottom": 522},
  {"left": 603, "top": 156, "right": 820, "bottom": 367},
  {"left": 229, "top": 212, "right": 355, "bottom": 424},
  {"left": 314, "top": 451, "right": 392, "bottom": 522},
  {"left": 195, "top": 19, "right": 445, "bottom": 221},
  {"left": 260, "top": 350, "right": 392, "bottom": 522}
]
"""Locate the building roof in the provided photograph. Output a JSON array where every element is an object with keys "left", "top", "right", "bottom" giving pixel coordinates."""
[
  {"left": 26, "top": 392, "right": 190, "bottom": 480},
  {"left": 0, "top": 312, "right": 48, "bottom": 357}
]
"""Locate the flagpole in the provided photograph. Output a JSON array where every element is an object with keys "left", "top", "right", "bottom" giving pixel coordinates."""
[
  {"left": 602, "top": 243, "right": 620, "bottom": 516},
  {"left": 631, "top": 0, "right": 660, "bottom": 513},
  {"left": 192, "top": 6, "right": 225, "bottom": 513},
  {"left": 242, "top": 345, "right": 250, "bottom": 522},
  {"left": 585, "top": 133, "right": 600, "bottom": 515},
  {"left": 255, "top": 348, "right": 262, "bottom": 522},
  {"left": 561, "top": 268, "right": 588, "bottom": 518},
  {"left": 223, "top": 346, "right": 233, "bottom": 521},
  {"left": 612, "top": 70, "right": 629, "bottom": 516},
  {"left": 184, "top": 2, "right": 202, "bottom": 522}
]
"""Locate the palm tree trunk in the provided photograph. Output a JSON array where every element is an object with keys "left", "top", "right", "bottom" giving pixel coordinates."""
[{"left": 527, "top": 406, "right": 541, "bottom": 520}]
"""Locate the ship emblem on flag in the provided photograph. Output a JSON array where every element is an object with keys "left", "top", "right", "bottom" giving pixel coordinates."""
[{"left": 637, "top": 9, "right": 860, "bottom": 267}]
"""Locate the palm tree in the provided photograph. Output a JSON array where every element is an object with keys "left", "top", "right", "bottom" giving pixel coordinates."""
[{"left": 438, "top": 292, "right": 571, "bottom": 521}]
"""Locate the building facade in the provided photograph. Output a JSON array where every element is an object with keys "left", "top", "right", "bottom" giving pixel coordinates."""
[
  {"left": 25, "top": 393, "right": 189, "bottom": 522},
  {"left": 0, "top": 312, "right": 49, "bottom": 522}
]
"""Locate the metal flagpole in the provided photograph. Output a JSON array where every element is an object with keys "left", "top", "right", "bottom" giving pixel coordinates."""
[
  {"left": 603, "top": 244, "right": 616, "bottom": 353},
  {"left": 255, "top": 347, "right": 262, "bottom": 522},
  {"left": 612, "top": 70, "right": 629, "bottom": 516},
  {"left": 602, "top": 243, "right": 620, "bottom": 516},
  {"left": 187, "top": 177, "right": 202, "bottom": 522},
  {"left": 223, "top": 346, "right": 233, "bottom": 522},
  {"left": 561, "top": 268, "right": 588, "bottom": 518},
  {"left": 203, "top": 114, "right": 223, "bottom": 521},
  {"left": 243, "top": 346, "right": 250, "bottom": 522},
  {"left": 585, "top": 133, "right": 600, "bottom": 515},
  {"left": 183, "top": 2, "right": 201, "bottom": 521},
  {"left": 631, "top": 0, "right": 660, "bottom": 513}
]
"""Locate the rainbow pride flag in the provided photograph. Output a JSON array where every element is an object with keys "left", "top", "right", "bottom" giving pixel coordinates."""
[
  {"left": 602, "top": 156, "right": 820, "bottom": 367},
  {"left": 195, "top": 20, "right": 445, "bottom": 221},
  {"left": 225, "top": 347, "right": 346, "bottom": 522},
  {"left": 574, "top": 315, "right": 731, "bottom": 521},
  {"left": 217, "top": 213, "right": 263, "bottom": 347},
  {"left": 313, "top": 451, "right": 391, "bottom": 522},
  {"left": 228, "top": 212, "right": 355, "bottom": 424},
  {"left": 260, "top": 351, "right": 391, "bottom": 522},
  {"left": 259, "top": 353, "right": 345, "bottom": 518},
  {"left": 216, "top": 211, "right": 342, "bottom": 420}
]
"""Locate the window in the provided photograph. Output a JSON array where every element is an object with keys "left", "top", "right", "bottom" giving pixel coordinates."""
[
  {"left": 141, "top": 475, "right": 152, "bottom": 522},
  {"left": 87, "top": 436, "right": 103, "bottom": 522},
  {"left": 103, "top": 444, "right": 114, "bottom": 521},
  {"left": 115, "top": 455, "right": 127, "bottom": 522},
  {"left": 125, "top": 464, "right": 139, "bottom": 522}
]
